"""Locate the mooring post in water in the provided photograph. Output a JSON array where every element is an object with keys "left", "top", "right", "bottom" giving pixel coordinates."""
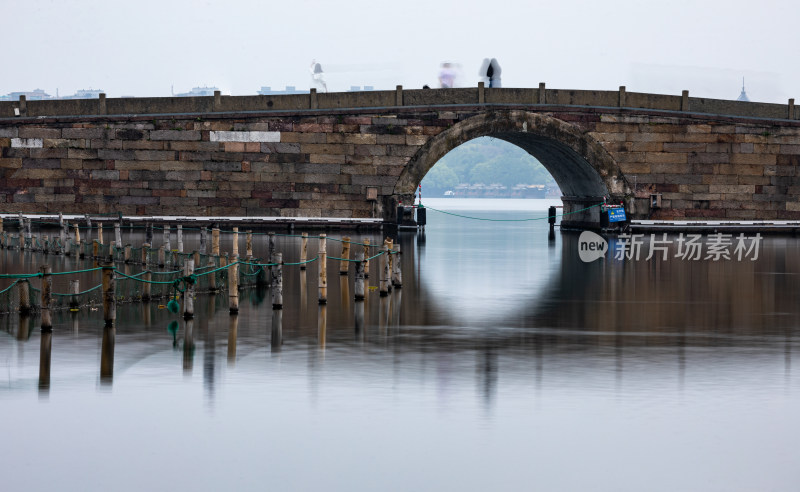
[
  {"left": 18, "top": 280, "right": 31, "bottom": 315},
  {"left": 272, "top": 252, "right": 283, "bottom": 309},
  {"left": 212, "top": 225, "right": 220, "bottom": 256},
  {"left": 183, "top": 259, "right": 194, "bottom": 320},
  {"left": 158, "top": 245, "right": 165, "bottom": 268},
  {"left": 379, "top": 243, "right": 390, "bottom": 297},
  {"left": 163, "top": 224, "right": 171, "bottom": 252},
  {"left": 115, "top": 222, "right": 122, "bottom": 247},
  {"left": 229, "top": 254, "right": 239, "bottom": 314},
  {"left": 78, "top": 239, "right": 85, "bottom": 259},
  {"left": 92, "top": 240, "right": 100, "bottom": 259},
  {"left": 141, "top": 243, "right": 150, "bottom": 265},
  {"left": 97, "top": 222, "right": 103, "bottom": 245},
  {"left": 300, "top": 232, "right": 308, "bottom": 270},
  {"left": 124, "top": 245, "right": 131, "bottom": 263},
  {"left": 548, "top": 205, "right": 556, "bottom": 240},
  {"left": 0, "top": 216, "right": 3, "bottom": 234},
  {"left": 145, "top": 223, "right": 153, "bottom": 245},
  {"left": 142, "top": 271, "right": 151, "bottom": 301},
  {"left": 40, "top": 265, "right": 52, "bottom": 330},
  {"left": 246, "top": 230, "right": 253, "bottom": 259},
  {"left": 200, "top": 226, "right": 208, "bottom": 254},
  {"left": 318, "top": 234, "right": 327, "bottom": 304},
  {"left": 363, "top": 238, "right": 371, "bottom": 278},
  {"left": 340, "top": 236, "right": 351, "bottom": 276},
  {"left": 85, "top": 215, "right": 91, "bottom": 242},
  {"left": 391, "top": 244, "right": 402, "bottom": 288},
  {"left": 193, "top": 250, "right": 200, "bottom": 269},
  {"left": 58, "top": 213, "right": 65, "bottom": 245},
  {"left": 39, "top": 329, "right": 52, "bottom": 392},
  {"left": 177, "top": 224, "right": 184, "bottom": 253},
  {"left": 102, "top": 262, "right": 115, "bottom": 327},
  {"left": 268, "top": 232, "right": 276, "bottom": 285},
  {"left": 69, "top": 279, "right": 80, "bottom": 310},
  {"left": 271, "top": 309, "right": 283, "bottom": 352},
  {"left": 232, "top": 227, "right": 239, "bottom": 257},
  {"left": 354, "top": 250, "right": 365, "bottom": 301}
]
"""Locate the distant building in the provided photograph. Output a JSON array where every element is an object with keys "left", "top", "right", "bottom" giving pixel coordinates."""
[
  {"left": 173, "top": 86, "right": 219, "bottom": 97},
  {"left": 737, "top": 79, "right": 749, "bottom": 102},
  {"left": 258, "top": 86, "right": 309, "bottom": 95},
  {"left": 0, "top": 89, "right": 53, "bottom": 101},
  {"left": 61, "top": 88, "right": 104, "bottom": 99}
]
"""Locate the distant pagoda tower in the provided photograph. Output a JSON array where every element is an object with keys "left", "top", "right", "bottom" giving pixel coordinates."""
[{"left": 737, "top": 78, "right": 750, "bottom": 102}]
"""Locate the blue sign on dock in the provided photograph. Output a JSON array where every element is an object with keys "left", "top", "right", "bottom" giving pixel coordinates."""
[{"left": 607, "top": 207, "right": 627, "bottom": 223}]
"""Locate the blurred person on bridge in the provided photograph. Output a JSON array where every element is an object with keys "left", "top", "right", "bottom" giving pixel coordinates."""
[
  {"left": 479, "top": 58, "right": 502, "bottom": 88},
  {"left": 310, "top": 60, "right": 327, "bottom": 92},
  {"left": 438, "top": 62, "right": 457, "bottom": 88}
]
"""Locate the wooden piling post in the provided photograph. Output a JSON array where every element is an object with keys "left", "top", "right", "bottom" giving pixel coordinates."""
[
  {"left": 74, "top": 223, "right": 80, "bottom": 244},
  {"left": 158, "top": 245, "right": 165, "bottom": 268},
  {"left": 229, "top": 254, "right": 239, "bottom": 314},
  {"left": 163, "top": 224, "right": 171, "bottom": 252},
  {"left": 0, "top": 216, "right": 3, "bottom": 234},
  {"left": 85, "top": 215, "right": 91, "bottom": 241},
  {"left": 272, "top": 252, "right": 283, "bottom": 309},
  {"left": 92, "top": 240, "right": 100, "bottom": 259},
  {"left": 114, "top": 222, "right": 122, "bottom": 247},
  {"left": 79, "top": 239, "right": 85, "bottom": 259},
  {"left": 363, "top": 238, "right": 371, "bottom": 278},
  {"left": 354, "top": 250, "right": 365, "bottom": 301},
  {"left": 18, "top": 280, "right": 31, "bottom": 314},
  {"left": 183, "top": 259, "right": 194, "bottom": 319},
  {"left": 300, "top": 232, "right": 308, "bottom": 270},
  {"left": 177, "top": 225, "right": 184, "bottom": 253},
  {"left": 391, "top": 243, "right": 402, "bottom": 288},
  {"left": 379, "top": 243, "right": 390, "bottom": 297},
  {"left": 142, "top": 271, "right": 151, "bottom": 301},
  {"left": 246, "top": 230, "right": 253, "bottom": 258},
  {"left": 141, "top": 243, "right": 150, "bottom": 265},
  {"left": 69, "top": 279, "right": 80, "bottom": 309},
  {"left": 200, "top": 227, "right": 208, "bottom": 254},
  {"left": 124, "top": 245, "right": 131, "bottom": 263},
  {"left": 97, "top": 223, "right": 103, "bottom": 245},
  {"left": 58, "top": 214, "right": 65, "bottom": 247},
  {"left": 232, "top": 227, "right": 239, "bottom": 257},
  {"left": 340, "top": 236, "right": 351, "bottom": 276},
  {"left": 40, "top": 265, "right": 52, "bottom": 330},
  {"left": 268, "top": 231, "right": 276, "bottom": 285},
  {"left": 193, "top": 250, "right": 200, "bottom": 269},
  {"left": 212, "top": 226, "right": 220, "bottom": 255},
  {"left": 318, "top": 234, "right": 327, "bottom": 304},
  {"left": 145, "top": 223, "right": 153, "bottom": 245},
  {"left": 102, "top": 263, "right": 115, "bottom": 327}
]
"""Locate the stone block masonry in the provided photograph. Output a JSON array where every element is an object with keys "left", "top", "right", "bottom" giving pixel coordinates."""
[{"left": 1, "top": 95, "right": 800, "bottom": 221}]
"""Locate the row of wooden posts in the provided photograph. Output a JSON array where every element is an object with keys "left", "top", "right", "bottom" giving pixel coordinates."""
[{"left": 6, "top": 215, "right": 402, "bottom": 330}]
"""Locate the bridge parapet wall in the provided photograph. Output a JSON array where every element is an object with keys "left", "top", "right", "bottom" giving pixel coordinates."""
[{"left": 1, "top": 94, "right": 800, "bottom": 222}]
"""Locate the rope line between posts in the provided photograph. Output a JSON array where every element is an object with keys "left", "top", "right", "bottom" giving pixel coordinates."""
[
  {"left": 0, "top": 280, "right": 19, "bottom": 295},
  {"left": 422, "top": 203, "right": 603, "bottom": 222},
  {"left": 53, "top": 284, "right": 102, "bottom": 296}
]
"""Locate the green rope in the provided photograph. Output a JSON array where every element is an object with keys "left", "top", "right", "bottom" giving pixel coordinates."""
[
  {"left": 53, "top": 284, "right": 102, "bottom": 296},
  {"left": 423, "top": 202, "right": 603, "bottom": 222},
  {"left": 51, "top": 266, "right": 104, "bottom": 276},
  {"left": 0, "top": 280, "right": 19, "bottom": 295}
]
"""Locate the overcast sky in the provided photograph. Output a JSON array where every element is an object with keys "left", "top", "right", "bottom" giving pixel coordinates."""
[{"left": 3, "top": 0, "right": 798, "bottom": 103}]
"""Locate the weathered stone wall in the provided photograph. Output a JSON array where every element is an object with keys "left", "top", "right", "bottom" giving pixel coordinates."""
[{"left": 1, "top": 95, "right": 799, "bottom": 221}]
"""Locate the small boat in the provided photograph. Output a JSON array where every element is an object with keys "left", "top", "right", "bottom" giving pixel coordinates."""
[{"left": 443, "top": 190, "right": 455, "bottom": 197}]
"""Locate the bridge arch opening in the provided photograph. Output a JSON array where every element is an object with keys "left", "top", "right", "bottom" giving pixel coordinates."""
[{"left": 393, "top": 110, "right": 633, "bottom": 228}]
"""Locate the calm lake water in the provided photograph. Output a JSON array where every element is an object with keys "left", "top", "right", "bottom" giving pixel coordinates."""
[{"left": 2, "top": 198, "right": 800, "bottom": 491}]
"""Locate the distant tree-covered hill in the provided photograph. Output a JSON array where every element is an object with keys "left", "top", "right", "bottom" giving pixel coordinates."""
[{"left": 420, "top": 137, "right": 556, "bottom": 195}]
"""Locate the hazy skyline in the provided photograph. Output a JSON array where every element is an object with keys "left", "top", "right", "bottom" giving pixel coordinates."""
[{"left": 3, "top": 0, "right": 798, "bottom": 103}]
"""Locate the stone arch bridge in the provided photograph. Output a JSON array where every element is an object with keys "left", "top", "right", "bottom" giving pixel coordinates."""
[{"left": 1, "top": 85, "right": 799, "bottom": 228}]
